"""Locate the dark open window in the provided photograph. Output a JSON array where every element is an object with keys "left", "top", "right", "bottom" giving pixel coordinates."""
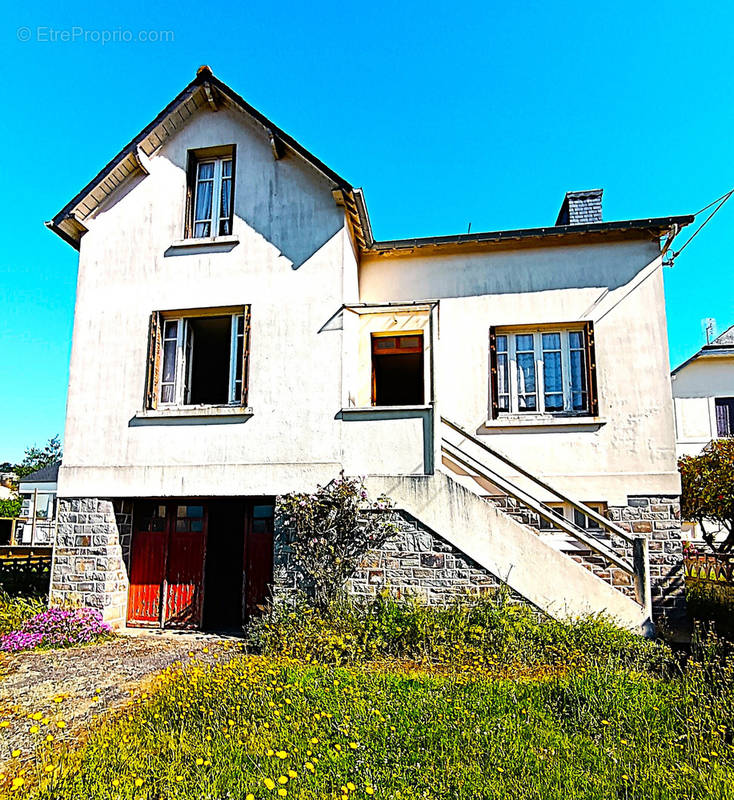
[
  {"left": 145, "top": 306, "right": 251, "bottom": 409},
  {"left": 715, "top": 397, "right": 734, "bottom": 437},
  {"left": 371, "top": 332, "right": 424, "bottom": 406}
]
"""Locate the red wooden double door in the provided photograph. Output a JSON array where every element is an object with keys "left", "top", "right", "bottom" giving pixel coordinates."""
[{"left": 127, "top": 500, "right": 274, "bottom": 630}]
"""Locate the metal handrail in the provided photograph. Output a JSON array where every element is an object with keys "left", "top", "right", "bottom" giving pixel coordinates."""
[
  {"left": 440, "top": 417, "right": 635, "bottom": 544},
  {"left": 441, "top": 439, "right": 635, "bottom": 575}
]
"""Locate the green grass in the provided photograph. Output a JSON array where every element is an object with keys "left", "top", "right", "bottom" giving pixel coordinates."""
[
  {"left": 3, "top": 600, "right": 733, "bottom": 799},
  {"left": 0, "top": 591, "right": 45, "bottom": 636}
]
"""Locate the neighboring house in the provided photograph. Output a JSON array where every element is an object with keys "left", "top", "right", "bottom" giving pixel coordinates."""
[
  {"left": 0, "top": 473, "right": 19, "bottom": 545},
  {"left": 15, "top": 462, "right": 60, "bottom": 545},
  {"left": 45, "top": 66, "right": 694, "bottom": 634},
  {"left": 672, "top": 324, "right": 734, "bottom": 542}
]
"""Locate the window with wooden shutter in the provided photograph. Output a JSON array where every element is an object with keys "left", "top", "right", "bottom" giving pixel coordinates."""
[
  {"left": 489, "top": 323, "right": 599, "bottom": 416},
  {"left": 145, "top": 306, "right": 251, "bottom": 408}
]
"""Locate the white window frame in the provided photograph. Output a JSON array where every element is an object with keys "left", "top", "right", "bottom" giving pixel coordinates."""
[
  {"left": 538, "top": 502, "right": 606, "bottom": 532},
  {"left": 158, "top": 313, "right": 244, "bottom": 407},
  {"left": 497, "top": 327, "right": 588, "bottom": 414},
  {"left": 192, "top": 156, "right": 233, "bottom": 239}
]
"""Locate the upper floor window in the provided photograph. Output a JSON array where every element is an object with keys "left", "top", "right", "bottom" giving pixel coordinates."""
[
  {"left": 715, "top": 397, "right": 734, "bottom": 437},
  {"left": 490, "top": 323, "right": 598, "bottom": 417},
  {"left": 185, "top": 146, "right": 235, "bottom": 239},
  {"left": 371, "top": 332, "right": 424, "bottom": 406},
  {"left": 144, "top": 306, "right": 250, "bottom": 409}
]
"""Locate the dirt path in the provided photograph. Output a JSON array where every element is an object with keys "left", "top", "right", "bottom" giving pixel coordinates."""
[{"left": 0, "top": 632, "right": 239, "bottom": 765}]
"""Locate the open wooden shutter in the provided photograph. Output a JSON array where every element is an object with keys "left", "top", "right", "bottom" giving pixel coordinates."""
[
  {"left": 184, "top": 152, "right": 197, "bottom": 239},
  {"left": 241, "top": 305, "right": 252, "bottom": 406},
  {"left": 144, "top": 312, "right": 162, "bottom": 410},
  {"left": 489, "top": 326, "right": 499, "bottom": 419},
  {"left": 584, "top": 320, "right": 599, "bottom": 416}
]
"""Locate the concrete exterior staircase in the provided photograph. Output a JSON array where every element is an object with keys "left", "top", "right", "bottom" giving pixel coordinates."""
[{"left": 365, "top": 419, "right": 653, "bottom": 635}]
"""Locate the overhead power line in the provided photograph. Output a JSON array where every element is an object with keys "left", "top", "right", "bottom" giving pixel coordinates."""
[{"left": 670, "top": 187, "right": 734, "bottom": 260}]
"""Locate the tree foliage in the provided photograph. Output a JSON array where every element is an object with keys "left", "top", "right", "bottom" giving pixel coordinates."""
[
  {"left": 679, "top": 439, "right": 734, "bottom": 552},
  {"left": 276, "top": 474, "right": 399, "bottom": 608},
  {"left": 14, "top": 435, "right": 62, "bottom": 479}
]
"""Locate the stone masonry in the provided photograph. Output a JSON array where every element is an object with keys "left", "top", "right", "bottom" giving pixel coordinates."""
[
  {"left": 274, "top": 511, "right": 507, "bottom": 605},
  {"left": 491, "top": 494, "right": 685, "bottom": 625},
  {"left": 50, "top": 498, "right": 129, "bottom": 627}
]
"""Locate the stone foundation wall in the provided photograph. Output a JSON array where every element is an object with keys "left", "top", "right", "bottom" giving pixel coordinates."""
[
  {"left": 274, "top": 511, "right": 507, "bottom": 605},
  {"left": 50, "top": 498, "right": 129, "bottom": 627}
]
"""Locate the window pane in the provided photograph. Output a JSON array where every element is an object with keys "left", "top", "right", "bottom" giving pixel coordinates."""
[
  {"left": 715, "top": 398, "right": 734, "bottom": 437},
  {"left": 542, "top": 333, "right": 563, "bottom": 410},
  {"left": 198, "top": 162, "right": 215, "bottom": 180},
  {"left": 399, "top": 336, "right": 421, "bottom": 349},
  {"left": 374, "top": 337, "right": 395, "bottom": 350},
  {"left": 219, "top": 177, "right": 231, "bottom": 221},
  {"left": 253, "top": 504, "right": 274, "bottom": 519},
  {"left": 497, "top": 352, "right": 509, "bottom": 411},
  {"left": 496, "top": 334, "right": 508, "bottom": 353},
  {"left": 569, "top": 331, "right": 584, "bottom": 349},
  {"left": 570, "top": 349, "right": 587, "bottom": 411},
  {"left": 162, "top": 339, "right": 177, "bottom": 383},
  {"left": 222, "top": 159, "right": 232, "bottom": 178},
  {"left": 516, "top": 334, "right": 534, "bottom": 352},
  {"left": 195, "top": 175, "right": 213, "bottom": 225},
  {"left": 161, "top": 384, "right": 175, "bottom": 404},
  {"left": 164, "top": 320, "right": 178, "bottom": 339},
  {"left": 194, "top": 220, "right": 211, "bottom": 238}
]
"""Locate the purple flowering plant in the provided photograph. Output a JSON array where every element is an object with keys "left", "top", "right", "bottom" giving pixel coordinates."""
[{"left": 0, "top": 606, "right": 111, "bottom": 652}]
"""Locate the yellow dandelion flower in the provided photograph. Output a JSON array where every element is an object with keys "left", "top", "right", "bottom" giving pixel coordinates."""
[
  {"left": 31, "top": 712, "right": 43, "bottom": 721},
  {"left": 11, "top": 750, "right": 20, "bottom": 758},
  {"left": 0, "top": 721, "right": 9, "bottom": 728},
  {"left": 45, "top": 765, "right": 55, "bottom": 773},
  {"left": 30, "top": 726, "right": 39, "bottom": 734},
  {"left": 278, "top": 775, "right": 288, "bottom": 784},
  {"left": 135, "top": 778, "right": 143, "bottom": 787},
  {"left": 246, "top": 795, "right": 255, "bottom": 800},
  {"left": 264, "top": 777, "right": 276, "bottom": 790},
  {"left": 365, "top": 787, "right": 375, "bottom": 795},
  {"left": 349, "top": 742, "right": 358, "bottom": 749},
  {"left": 347, "top": 782, "right": 356, "bottom": 791},
  {"left": 267, "top": 749, "right": 275, "bottom": 756},
  {"left": 196, "top": 758, "right": 204, "bottom": 766},
  {"left": 278, "top": 790, "right": 287, "bottom": 798},
  {"left": 287, "top": 770, "right": 297, "bottom": 778},
  {"left": 204, "top": 760, "right": 211, "bottom": 766},
  {"left": 46, "top": 735, "right": 54, "bottom": 742},
  {"left": 176, "top": 776, "right": 184, "bottom": 782},
  {"left": 56, "top": 721, "right": 66, "bottom": 729},
  {"left": 11, "top": 778, "right": 25, "bottom": 789},
  {"left": 276, "top": 750, "right": 287, "bottom": 759},
  {"left": 112, "top": 780, "right": 120, "bottom": 787},
  {"left": 53, "top": 697, "right": 63, "bottom": 703}
]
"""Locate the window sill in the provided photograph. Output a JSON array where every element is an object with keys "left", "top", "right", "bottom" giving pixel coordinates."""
[
  {"left": 484, "top": 415, "right": 606, "bottom": 430},
  {"left": 168, "top": 235, "right": 240, "bottom": 249},
  {"left": 135, "top": 405, "right": 253, "bottom": 420},
  {"left": 341, "top": 404, "right": 432, "bottom": 414}
]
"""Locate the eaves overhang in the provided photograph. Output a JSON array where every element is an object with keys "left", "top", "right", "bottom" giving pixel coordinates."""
[{"left": 366, "top": 215, "right": 695, "bottom": 256}]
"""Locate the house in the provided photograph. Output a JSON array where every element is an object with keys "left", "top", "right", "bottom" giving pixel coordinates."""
[
  {"left": 45, "top": 66, "right": 693, "bottom": 634},
  {"left": 15, "top": 462, "right": 60, "bottom": 545},
  {"left": 671, "top": 324, "right": 734, "bottom": 542}
]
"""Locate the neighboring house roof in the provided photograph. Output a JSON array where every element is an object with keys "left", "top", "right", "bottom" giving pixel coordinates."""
[
  {"left": 47, "top": 66, "right": 694, "bottom": 256},
  {"left": 19, "top": 462, "right": 61, "bottom": 484},
  {"left": 671, "top": 324, "right": 734, "bottom": 375}
]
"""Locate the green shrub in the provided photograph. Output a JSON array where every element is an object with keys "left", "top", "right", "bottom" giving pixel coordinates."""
[
  {"left": 0, "top": 496, "right": 21, "bottom": 518},
  {"left": 0, "top": 590, "right": 46, "bottom": 635},
  {"left": 248, "top": 594, "right": 670, "bottom": 673}
]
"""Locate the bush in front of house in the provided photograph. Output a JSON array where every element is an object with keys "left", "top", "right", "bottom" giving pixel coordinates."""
[
  {"left": 0, "top": 605, "right": 111, "bottom": 652},
  {"left": 249, "top": 593, "right": 670, "bottom": 673}
]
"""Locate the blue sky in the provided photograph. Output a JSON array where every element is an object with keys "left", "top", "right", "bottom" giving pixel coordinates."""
[{"left": 1, "top": 0, "right": 732, "bottom": 462}]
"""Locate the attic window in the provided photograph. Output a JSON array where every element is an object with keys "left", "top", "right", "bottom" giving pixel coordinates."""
[{"left": 185, "top": 146, "right": 236, "bottom": 238}]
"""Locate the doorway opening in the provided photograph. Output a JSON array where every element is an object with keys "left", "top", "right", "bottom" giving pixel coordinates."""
[
  {"left": 203, "top": 500, "right": 246, "bottom": 631},
  {"left": 371, "top": 332, "right": 424, "bottom": 406}
]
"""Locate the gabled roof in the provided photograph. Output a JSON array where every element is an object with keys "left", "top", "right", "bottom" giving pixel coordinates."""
[
  {"left": 46, "top": 66, "right": 372, "bottom": 250},
  {"left": 671, "top": 324, "right": 734, "bottom": 375},
  {"left": 19, "top": 462, "right": 61, "bottom": 484},
  {"left": 47, "top": 66, "right": 692, "bottom": 257}
]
